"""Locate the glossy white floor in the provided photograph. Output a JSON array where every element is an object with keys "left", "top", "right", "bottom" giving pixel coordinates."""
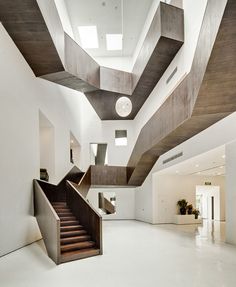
[{"left": 1, "top": 220, "right": 236, "bottom": 287}]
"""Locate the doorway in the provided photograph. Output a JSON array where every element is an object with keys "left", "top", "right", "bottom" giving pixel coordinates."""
[
  {"left": 39, "top": 111, "right": 55, "bottom": 182},
  {"left": 196, "top": 185, "right": 220, "bottom": 221}
]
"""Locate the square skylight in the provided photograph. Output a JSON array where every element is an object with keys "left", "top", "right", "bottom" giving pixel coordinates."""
[
  {"left": 106, "top": 34, "right": 123, "bottom": 51},
  {"left": 78, "top": 26, "right": 99, "bottom": 49}
]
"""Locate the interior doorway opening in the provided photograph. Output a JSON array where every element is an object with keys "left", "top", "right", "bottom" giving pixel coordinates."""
[
  {"left": 70, "top": 132, "right": 81, "bottom": 167},
  {"left": 39, "top": 111, "right": 55, "bottom": 182},
  {"left": 196, "top": 185, "right": 220, "bottom": 221}
]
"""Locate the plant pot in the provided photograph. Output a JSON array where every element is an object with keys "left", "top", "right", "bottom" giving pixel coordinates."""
[
  {"left": 180, "top": 207, "right": 187, "bottom": 215},
  {"left": 187, "top": 209, "right": 193, "bottom": 215},
  {"left": 194, "top": 214, "right": 199, "bottom": 219}
]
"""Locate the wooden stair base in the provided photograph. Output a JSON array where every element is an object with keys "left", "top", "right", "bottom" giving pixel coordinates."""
[
  {"left": 60, "top": 248, "right": 100, "bottom": 263},
  {"left": 51, "top": 202, "right": 100, "bottom": 263}
]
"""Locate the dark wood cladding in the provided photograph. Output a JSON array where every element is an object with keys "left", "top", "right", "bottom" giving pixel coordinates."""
[
  {"left": 0, "top": 0, "right": 64, "bottom": 76},
  {"left": 37, "top": 166, "right": 84, "bottom": 202},
  {"left": 85, "top": 3, "right": 184, "bottom": 120},
  {"left": 65, "top": 34, "right": 100, "bottom": 89},
  {"left": 34, "top": 180, "right": 60, "bottom": 264},
  {"left": 66, "top": 181, "right": 102, "bottom": 254},
  {"left": 74, "top": 166, "right": 92, "bottom": 198},
  {"left": 99, "top": 193, "right": 116, "bottom": 214},
  {"left": 127, "top": 0, "right": 234, "bottom": 186},
  {"left": 0, "top": 1, "right": 184, "bottom": 120},
  {"left": 91, "top": 165, "right": 128, "bottom": 187}
]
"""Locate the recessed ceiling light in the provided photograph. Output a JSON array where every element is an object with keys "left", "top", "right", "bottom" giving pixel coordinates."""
[
  {"left": 106, "top": 34, "right": 123, "bottom": 50},
  {"left": 175, "top": 170, "right": 179, "bottom": 174},
  {"left": 220, "top": 166, "right": 224, "bottom": 169},
  {"left": 222, "top": 155, "right": 226, "bottom": 159},
  {"left": 115, "top": 97, "right": 132, "bottom": 117},
  {"left": 195, "top": 164, "right": 199, "bottom": 168},
  {"left": 78, "top": 26, "right": 99, "bottom": 49}
]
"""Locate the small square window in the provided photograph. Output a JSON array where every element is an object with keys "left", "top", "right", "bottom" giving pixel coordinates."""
[{"left": 115, "top": 130, "right": 127, "bottom": 146}]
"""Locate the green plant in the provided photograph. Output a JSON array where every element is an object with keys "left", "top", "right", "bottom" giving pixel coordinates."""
[
  {"left": 177, "top": 199, "right": 188, "bottom": 208},
  {"left": 192, "top": 209, "right": 200, "bottom": 219},
  {"left": 177, "top": 199, "right": 188, "bottom": 215},
  {"left": 187, "top": 204, "right": 193, "bottom": 214}
]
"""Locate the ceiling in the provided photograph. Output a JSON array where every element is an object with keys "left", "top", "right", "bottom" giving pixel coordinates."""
[
  {"left": 158, "top": 146, "right": 226, "bottom": 176},
  {"left": 64, "top": 0, "right": 154, "bottom": 58}
]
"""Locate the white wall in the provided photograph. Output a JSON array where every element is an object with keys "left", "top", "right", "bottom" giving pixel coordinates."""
[
  {"left": 78, "top": 97, "right": 138, "bottom": 170},
  {"left": 0, "top": 22, "right": 139, "bottom": 256},
  {"left": 0, "top": 23, "right": 89, "bottom": 256},
  {"left": 152, "top": 175, "right": 225, "bottom": 224},
  {"left": 225, "top": 140, "right": 236, "bottom": 245},
  {"left": 135, "top": 111, "right": 236, "bottom": 223},
  {"left": 87, "top": 188, "right": 136, "bottom": 220},
  {"left": 54, "top": 0, "right": 74, "bottom": 39}
]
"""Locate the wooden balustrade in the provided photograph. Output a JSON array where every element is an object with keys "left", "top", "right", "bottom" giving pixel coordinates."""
[
  {"left": 34, "top": 180, "right": 60, "bottom": 264},
  {"left": 66, "top": 181, "right": 103, "bottom": 254}
]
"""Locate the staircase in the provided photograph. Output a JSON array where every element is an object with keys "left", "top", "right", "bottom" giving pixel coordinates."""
[{"left": 51, "top": 202, "right": 99, "bottom": 263}]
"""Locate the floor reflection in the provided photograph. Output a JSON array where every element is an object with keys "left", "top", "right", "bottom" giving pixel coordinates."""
[{"left": 158, "top": 220, "right": 226, "bottom": 244}]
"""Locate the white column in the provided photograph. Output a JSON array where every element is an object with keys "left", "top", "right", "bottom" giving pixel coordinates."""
[{"left": 226, "top": 140, "right": 236, "bottom": 245}]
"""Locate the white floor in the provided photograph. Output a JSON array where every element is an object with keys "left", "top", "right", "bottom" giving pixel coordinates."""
[{"left": 1, "top": 220, "right": 236, "bottom": 287}]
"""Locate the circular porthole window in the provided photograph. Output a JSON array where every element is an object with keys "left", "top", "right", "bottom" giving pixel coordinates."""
[{"left": 115, "top": 97, "right": 132, "bottom": 117}]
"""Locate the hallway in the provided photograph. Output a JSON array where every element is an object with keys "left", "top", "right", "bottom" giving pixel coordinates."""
[{"left": 0, "top": 220, "right": 235, "bottom": 287}]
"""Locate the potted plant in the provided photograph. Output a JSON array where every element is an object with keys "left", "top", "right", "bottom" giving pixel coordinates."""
[
  {"left": 187, "top": 204, "right": 193, "bottom": 214},
  {"left": 192, "top": 209, "right": 200, "bottom": 219},
  {"left": 177, "top": 199, "right": 188, "bottom": 215}
]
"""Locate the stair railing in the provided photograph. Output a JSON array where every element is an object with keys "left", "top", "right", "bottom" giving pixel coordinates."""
[
  {"left": 34, "top": 180, "right": 60, "bottom": 264},
  {"left": 66, "top": 180, "right": 103, "bottom": 254}
]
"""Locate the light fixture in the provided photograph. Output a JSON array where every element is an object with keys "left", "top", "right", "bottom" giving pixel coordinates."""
[
  {"left": 222, "top": 154, "right": 226, "bottom": 159},
  {"left": 220, "top": 166, "right": 224, "bottom": 169},
  {"left": 175, "top": 170, "right": 179, "bottom": 174},
  {"left": 78, "top": 26, "right": 99, "bottom": 49},
  {"left": 195, "top": 164, "right": 199, "bottom": 168},
  {"left": 106, "top": 34, "right": 123, "bottom": 50},
  {"left": 115, "top": 97, "right": 132, "bottom": 117}
]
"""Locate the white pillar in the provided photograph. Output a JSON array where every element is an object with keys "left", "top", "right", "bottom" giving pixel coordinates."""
[{"left": 226, "top": 140, "right": 236, "bottom": 245}]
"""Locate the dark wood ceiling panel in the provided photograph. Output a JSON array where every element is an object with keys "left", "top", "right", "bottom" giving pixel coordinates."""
[
  {"left": 127, "top": 0, "right": 235, "bottom": 186},
  {"left": 0, "top": 0, "right": 184, "bottom": 120},
  {"left": 0, "top": 0, "right": 64, "bottom": 77}
]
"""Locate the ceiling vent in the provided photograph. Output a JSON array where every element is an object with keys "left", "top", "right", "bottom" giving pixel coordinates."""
[
  {"left": 166, "top": 67, "right": 178, "bottom": 84},
  {"left": 162, "top": 152, "right": 183, "bottom": 164}
]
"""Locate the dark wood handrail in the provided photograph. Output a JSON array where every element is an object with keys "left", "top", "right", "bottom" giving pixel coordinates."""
[
  {"left": 76, "top": 166, "right": 91, "bottom": 198},
  {"left": 37, "top": 166, "right": 84, "bottom": 202},
  {"left": 34, "top": 180, "right": 60, "bottom": 264},
  {"left": 66, "top": 181, "right": 102, "bottom": 254}
]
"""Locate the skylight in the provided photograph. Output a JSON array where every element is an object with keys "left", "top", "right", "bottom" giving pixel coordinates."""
[
  {"left": 78, "top": 26, "right": 99, "bottom": 49},
  {"left": 106, "top": 34, "right": 123, "bottom": 51}
]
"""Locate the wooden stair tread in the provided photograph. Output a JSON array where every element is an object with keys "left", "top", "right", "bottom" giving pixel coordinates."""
[
  {"left": 60, "top": 220, "right": 79, "bottom": 226},
  {"left": 61, "top": 230, "right": 87, "bottom": 238},
  {"left": 57, "top": 212, "right": 74, "bottom": 217},
  {"left": 60, "top": 216, "right": 77, "bottom": 221},
  {"left": 61, "top": 241, "right": 95, "bottom": 252},
  {"left": 60, "top": 248, "right": 100, "bottom": 263},
  {"left": 61, "top": 235, "right": 91, "bottom": 245},
  {"left": 60, "top": 225, "right": 83, "bottom": 231}
]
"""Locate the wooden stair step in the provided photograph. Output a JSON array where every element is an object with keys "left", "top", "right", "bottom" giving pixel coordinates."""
[
  {"left": 61, "top": 230, "right": 87, "bottom": 238},
  {"left": 54, "top": 208, "right": 71, "bottom": 212},
  {"left": 60, "top": 248, "right": 100, "bottom": 263},
  {"left": 60, "top": 225, "right": 83, "bottom": 232},
  {"left": 52, "top": 202, "right": 66, "bottom": 206},
  {"left": 60, "top": 220, "right": 79, "bottom": 226},
  {"left": 60, "top": 216, "right": 77, "bottom": 221},
  {"left": 61, "top": 235, "right": 91, "bottom": 245},
  {"left": 61, "top": 241, "right": 95, "bottom": 252},
  {"left": 57, "top": 212, "right": 74, "bottom": 217}
]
